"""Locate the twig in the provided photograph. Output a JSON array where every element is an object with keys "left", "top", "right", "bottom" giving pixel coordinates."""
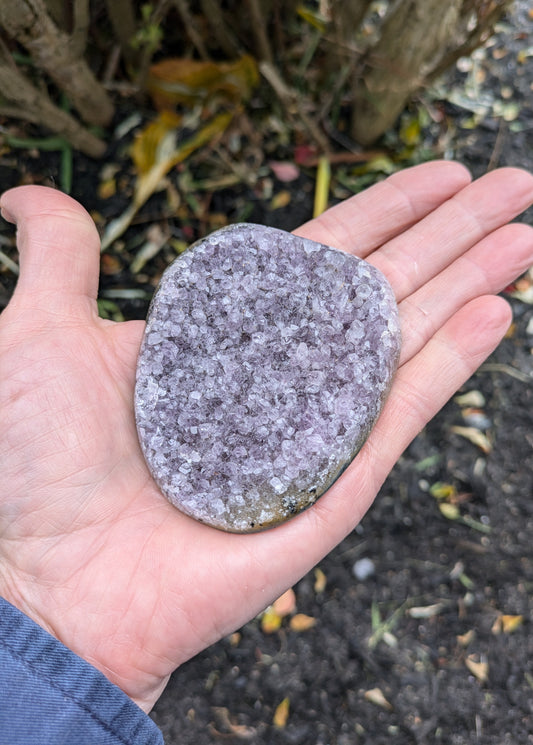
[
  {"left": 0, "top": 249, "right": 19, "bottom": 275},
  {"left": 199, "top": 0, "right": 240, "bottom": 57},
  {"left": 480, "top": 362, "right": 531, "bottom": 383},
  {"left": 172, "top": 0, "right": 209, "bottom": 59},
  {"left": 259, "top": 61, "right": 329, "bottom": 153},
  {"left": 487, "top": 118, "right": 507, "bottom": 172},
  {"left": 246, "top": 0, "right": 274, "bottom": 64},
  {"left": 103, "top": 0, "right": 138, "bottom": 67}
]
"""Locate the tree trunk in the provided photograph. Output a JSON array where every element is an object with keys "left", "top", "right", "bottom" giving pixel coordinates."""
[
  {"left": 0, "top": 0, "right": 113, "bottom": 127},
  {"left": 330, "top": 0, "right": 373, "bottom": 53},
  {"left": 351, "top": 0, "right": 463, "bottom": 145},
  {"left": 0, "top": 49, "right": 107, "bottom": 157}
]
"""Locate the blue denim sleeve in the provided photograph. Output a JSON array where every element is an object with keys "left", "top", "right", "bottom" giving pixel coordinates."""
[{"left": 0, "top": 597, "right": 164, "bottom": 745}]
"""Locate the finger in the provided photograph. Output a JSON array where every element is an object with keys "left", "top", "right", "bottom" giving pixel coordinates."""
[
  {"left": 290, "top": 294, "right": 513, "bottom": 556},
  {"left": 398, "top": 222, "right": 533, "bottom": 365},
  {"left": 0, "top": 185, "right": 101, "bottom": 318},
  {"left": 368, "top": 167, "right": 533, "bottom": 301},
  {"left": 294, "top": 160, "right": 472, "bottom": 255}
]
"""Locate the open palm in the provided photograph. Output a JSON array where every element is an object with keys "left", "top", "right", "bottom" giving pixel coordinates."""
[{"left": 1, "top": 161, "right": 532, "bottom": 713}]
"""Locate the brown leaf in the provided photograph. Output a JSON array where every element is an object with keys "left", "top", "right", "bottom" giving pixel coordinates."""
[
  {"left": 314, "top": 567, "right": 327, "bottom": 594},
  {"left": 211, "top": 707, "right": 257, "bottom": 739},
  {"left": 270, "top": 190, "right": 291, "bottom": 210},
  {"left": 147, "top": 55, "right": 259, "bottom": 110},
  {"left": 289, "top": 613, "right": 316, "bottom": 632},
  {"left": 273, "top": 588, "right": 297, "bottom": 617}
]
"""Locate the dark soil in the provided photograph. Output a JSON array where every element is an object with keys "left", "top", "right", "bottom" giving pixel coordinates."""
[
  {"left": 149, "top": 6, "right": 533, "bottom": 744},
  {"left": 1, "top": 3, "right": 532, "bottom": 743}
]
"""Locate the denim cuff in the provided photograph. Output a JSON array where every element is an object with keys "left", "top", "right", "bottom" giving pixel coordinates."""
[{"left": 0, "top": 596, "right": 163, "bottom": 745}]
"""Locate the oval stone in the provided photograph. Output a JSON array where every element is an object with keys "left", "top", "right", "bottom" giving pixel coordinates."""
[{"left": 134, "top": 224, "right": 401, "bottom": 532}]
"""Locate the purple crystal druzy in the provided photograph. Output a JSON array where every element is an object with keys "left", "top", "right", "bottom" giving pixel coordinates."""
[{"left": 135, "top": 224, "right": 401, "bottom": 532}]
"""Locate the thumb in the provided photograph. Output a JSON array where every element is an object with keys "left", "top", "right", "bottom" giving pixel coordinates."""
[{"left": 1, "top": 186, "right": 101, "bottom": 320}]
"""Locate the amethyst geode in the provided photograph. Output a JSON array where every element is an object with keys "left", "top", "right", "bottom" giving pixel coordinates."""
[{"left": 135, "top": 224, "right": 401, "bottom": 532}]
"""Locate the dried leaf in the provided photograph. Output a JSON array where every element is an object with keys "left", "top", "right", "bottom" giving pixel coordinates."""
[
  {"left": 101, "top": 111, "right": 232, "bottom": 250},
  {"left": 407, "top": 603, "right": 445, "bottom": 619},
  {"left": 131, "top": 111, "right": 182, "bottom": 176},
  {"left": 273, "top": 588, "right": 297, "bottom": 617},
  {"left": 147, "top": 55, "right": 259, "bottom": 110},
  {"left": 450, "top": 426, "right": 492, "bottom": 454},
  {"left": 273, "top": 698, "right": 290, "bottom": 728},
  {"left": 272, "top": 698, "right": 290, "bottom": 729},
  {"left": 430, "top": 482, "right": 457, "bottom": 501},
  {"left": 457, "top": 629, "right": 475, "bottom": 647},
  {"left": 454, "top": 390, "right": 486, "bottom": 408},
  {"left": 270, "top": 190, "right": 291, "bottom": 210},
  {"left": 465, "top": 655, "right": 489, "bottom": 684},
  {"left": 501, "top": 615, "right": 524, "bottom": 633},
  {"left": 130, "top": 224, "right": 169, "bottom": 274},
  {"left": 364, "top": 688, "right": 393, "bottom": 711},
  {"left": 492, "top": 614, "right": 524, "bottom": 635},
  {"left": 211, "top": 707, "right": 257, "bottom": 739},
  {"left": 261, "top": 608, "right": 283, "bottom": 634},
  {"left": 439, "top": 502, "right": 460, "bottom": 521},
  {"left": 289, "top": 613, "right": 316, "bottom": 632},
  {"left": 314, "top": 567, "right": 327, "bottom": 594}
]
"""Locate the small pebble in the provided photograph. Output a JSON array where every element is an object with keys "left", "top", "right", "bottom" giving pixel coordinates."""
[{"left": 352, "top": 557, "right": 376, "bottom": 581}]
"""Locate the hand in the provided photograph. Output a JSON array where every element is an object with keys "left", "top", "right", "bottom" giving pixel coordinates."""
[{"left": 1, "top": 162, "right": 532, "bottom": 713}]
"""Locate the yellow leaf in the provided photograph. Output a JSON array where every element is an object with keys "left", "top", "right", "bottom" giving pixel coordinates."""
[
  {"left": 430, "top": 482, "right": 457, "bottom": 501},
  {"left": 364, "top": 688, "right": 393, "bottom": 711},
  {"left": 313, "top": 156, "right": 330, "bottom": 218},
  {"left": 270, "top": 190, "right": 291, "bottom": 210},
  {"left": 297, "top": 6, "right": 328, "bottom": 32},
  {"left": 131, "top": 111, "right": 182, "bottom": 176},
  {"left": 261, "top": 607, "right": 283, "bottom": 634},
  {"left": 147, "top": 55, "right": 259, "bottom": 110},
  {"left": 492, "top": 614, "right": 524, "bottom": 634},
  {"left": 465, "top": 655, "right": 489, "bottom": 684},
  {"left": 502, "top": 615, "right": 524, "bottom": 633},
  {"left": 101, "top": 111, "right": 232, "bottom": 250},
  {"left": 289, "top": 613, "right": 316, "bottom": 632},
  {"left": 399, "top": 116, "right": 421, "bottom": 147},
  {"left": 273, "top": 698, "right": 290, "bottom": 729},
  {"left": 439, "top": 502, "right": 460, "bottom": 521},
  {"left": 314, "top": 567, "right": 327, "bottom": 594}
]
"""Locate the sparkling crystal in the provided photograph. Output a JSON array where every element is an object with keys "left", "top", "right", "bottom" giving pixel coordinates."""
[{"left": 135, "top": 224, "right": 401, "bottom": 532}]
